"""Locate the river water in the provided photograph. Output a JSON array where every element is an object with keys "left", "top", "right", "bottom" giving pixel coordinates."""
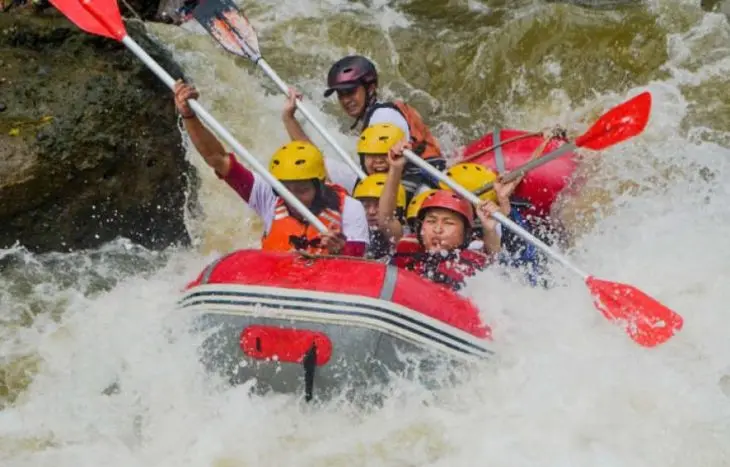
[{"left": 2, "top": 0, "right": 730, "bottom": 465}]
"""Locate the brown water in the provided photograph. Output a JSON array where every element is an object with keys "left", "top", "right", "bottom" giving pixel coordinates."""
[{"left": 1, "top": 1, "right": 730, "bottom": 465}]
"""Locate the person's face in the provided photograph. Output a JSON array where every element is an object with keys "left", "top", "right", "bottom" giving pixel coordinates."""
[
  {"left": 358, "top": 198, "right": 380, "bottom": 227},
  {"left": 420, "top": 208, "right": 465, "bottom": 252},
  {"left": 362, "top": 154, "right": 389, "bottom": 175},
  {"left": 283, "top": 180, "right": 317, "bottom": 208},
  {"left": 337, "top": 85, "right": 368, "bottom": 117}
]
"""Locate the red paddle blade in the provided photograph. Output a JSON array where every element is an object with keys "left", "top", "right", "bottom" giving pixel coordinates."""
[
  {"left": 192, "top": 0, "right": 261, "bottom": 60},
  {"left": 586, "top": 276, "right": 683, "bottom": 347},
  {"left": 50, "top": 0, "right": 126, "bottom": 41},
  {"left": 575, "top": 91, "right": 652, "bottom": 151}
]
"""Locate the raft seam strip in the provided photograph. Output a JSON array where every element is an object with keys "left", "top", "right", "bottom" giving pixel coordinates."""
[
  {"left": 493, "top": 128, "right": 505, "bottom": 174},
  {"left": 378, "top": 265, "right": 398, "bottom": 302}
]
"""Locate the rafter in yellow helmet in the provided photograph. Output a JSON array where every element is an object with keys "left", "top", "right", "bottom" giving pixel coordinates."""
[
  {"left": 439, "top": 163, "right": 498, "bottom": 202},
  {"left": 406, "top": 188, "right": 437, "bottom": 222},
  {"left": 353, "top": 173, "right": 407, "bottom": 209},
  {"left": 269, "top": 141, "right": 327, "bottom": 182},
  {"left": 357, "top": 123, "right": 406, "bottom": 155}
]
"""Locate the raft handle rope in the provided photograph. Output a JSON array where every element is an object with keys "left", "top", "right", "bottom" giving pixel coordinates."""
[
  {"left": 459, "top": 130, "right": 543, "bottom": 164},
  {"left": 302, "top": 344, "right": 317, "bottom": 402},
  {"left": 295, "top": 251, "right": 373, "bottom": 262},
  {"left": 473, "top": 126, "right": 568, "bottom": 197}
]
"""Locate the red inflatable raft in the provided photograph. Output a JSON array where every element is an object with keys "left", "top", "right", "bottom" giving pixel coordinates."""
[
  {"left": 178, "top": 129, "right": 584, "bottom": 400},
  {"left": 180, "top": 249, "right": 494, "bottom": 401},
  {"left": 459, "top": 129, "right": 582, "bottom": 217}
]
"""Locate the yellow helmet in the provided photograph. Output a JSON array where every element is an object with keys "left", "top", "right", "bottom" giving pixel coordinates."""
[
  {"left": 439, "top": 163, "right": 498, "bottom": 202},
  {"left": 269, "top": 141, "right": 327, "bottom": 182},
  {"left": 406, "top": 188, "right": 437, "bottom": 222},
  {"left": 357, "top": 123, "right": 406, "bottom": 155},
  {"left": 353, "top": 173, "right": 406, "bottom": 209}
]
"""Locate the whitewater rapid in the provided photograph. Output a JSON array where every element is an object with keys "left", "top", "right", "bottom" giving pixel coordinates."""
[{"left": 1, "top": 1, "right": 730, "bottom": 465}]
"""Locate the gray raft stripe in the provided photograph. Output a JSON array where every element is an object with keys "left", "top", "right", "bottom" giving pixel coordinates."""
[
  {"left": 183, "top": 299, "right": 490, "bottom": 360},
  {"left": 180, "top": 284, "right": 492, "bottom": 352},
  {"left": 180, "top": 284, "right": 490, "bottom": 352},
  {"left": 178, "top": 284, "right": 494, "bottom": 357}
]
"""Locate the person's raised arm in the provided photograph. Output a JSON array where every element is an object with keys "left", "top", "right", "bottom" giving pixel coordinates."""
[
  {"left": 174, "top": 80, "right": 231, "bottom": 177},
  {"left": 282, "top": 87, "right": 311, "bottom": 143},
  {"left": 377, "top": 141, "right": 408, "bottom": 241},
  {"left": 475, "top": 179, "right": 518, "bottom": 255}
]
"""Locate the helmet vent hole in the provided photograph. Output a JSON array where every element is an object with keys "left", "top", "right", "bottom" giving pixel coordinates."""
[{"left": 295, "top": 159, "right": 306, "bottom": 166}]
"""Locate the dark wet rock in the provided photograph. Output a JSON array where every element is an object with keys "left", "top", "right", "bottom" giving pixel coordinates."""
[
  {"left": 702, "top": 0, "right": 730, "bottom": 17},
  {"left": 155, "top": 0, "right": 195, "bottom": 25},
  {"left": 123, "top": 0, "right": 162, "bottom": 21},
  {"left": 124, "top": 0, "right": 185, "bottom": 22},
  {"left": 0, "top": 12, "right": 199, "bottom": 253},
  {"left": 4, "top": 0, "right": 182, "bottom": 23}
]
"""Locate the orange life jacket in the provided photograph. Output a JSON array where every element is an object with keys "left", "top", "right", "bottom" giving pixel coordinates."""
[
  {"left": 363, "top": 100, "right": 442, "bottom": 161},
  {"left": 391, "top": 234, "right": 490, "bottom": 291},
  {"left": 261, "top": 184, "right": 347, "bottom": 255}
]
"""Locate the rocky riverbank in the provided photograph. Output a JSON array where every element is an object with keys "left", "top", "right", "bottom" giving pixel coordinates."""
[{"left": 0, "top": 11, "right": 198, "bottom": 253}]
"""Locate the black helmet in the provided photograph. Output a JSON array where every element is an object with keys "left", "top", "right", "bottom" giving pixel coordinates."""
[{"left": 323, "top": 55, "right": 378, "bottom": 97}]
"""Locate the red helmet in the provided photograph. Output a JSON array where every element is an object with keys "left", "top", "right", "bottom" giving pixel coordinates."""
[
  {"left": 324, "top": 55, "right": 378, "bottom": 97},
  {"left": 417, "top": 190, "right": 474, "bottom": 227}
]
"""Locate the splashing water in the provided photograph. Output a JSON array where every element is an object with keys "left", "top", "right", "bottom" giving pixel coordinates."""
[{"left": 2, "top": 1, "right": 730, "bottom": 465}]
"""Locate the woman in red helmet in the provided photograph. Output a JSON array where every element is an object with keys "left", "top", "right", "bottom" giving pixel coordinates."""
[
  {"left": 383, "top": 144, "right": 515, "bottom": 291},
  {"left": 282, "top": 55, "right": 446, "bottom": 201}
]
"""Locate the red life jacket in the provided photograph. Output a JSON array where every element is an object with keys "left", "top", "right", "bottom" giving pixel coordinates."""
[
  {"left": 392, "top": 234, "right": 490, "bottom": 291},
  {"left": 392, "top": 234, "right": 420, "bottom": 269}
]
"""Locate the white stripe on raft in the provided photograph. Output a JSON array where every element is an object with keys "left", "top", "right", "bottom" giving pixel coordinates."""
[{"left": 179, "top": 283, "right": 495, "bottom": 360}]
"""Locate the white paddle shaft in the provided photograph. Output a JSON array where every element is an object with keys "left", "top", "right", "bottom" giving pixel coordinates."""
[
  {"left": 121, "top": 35, "right": 329, "bottom": 233},
  {"left": 403, "top": 148, "right": 588, "bottom": 278},
  {"left": 257, "top": 59, "right": 367, "bottom": 179}
]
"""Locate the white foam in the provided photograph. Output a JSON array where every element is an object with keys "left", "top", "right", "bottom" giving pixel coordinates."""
[{"left": 3, "top": 1, "right": 730, "bottom": 466}]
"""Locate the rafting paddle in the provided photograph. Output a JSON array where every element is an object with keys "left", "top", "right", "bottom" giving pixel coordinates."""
[
  {"left": 473, "top": 92, "right": 652, "bottom": 196},
  {"left": 50, "top": 0, "right": 330, "bottom": 234},
  {"left": 398, "top": 102, "right": 683, "bottom": 348},
  {"left": 184, "top": 0, "right": 367, "bottom": 180}
]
